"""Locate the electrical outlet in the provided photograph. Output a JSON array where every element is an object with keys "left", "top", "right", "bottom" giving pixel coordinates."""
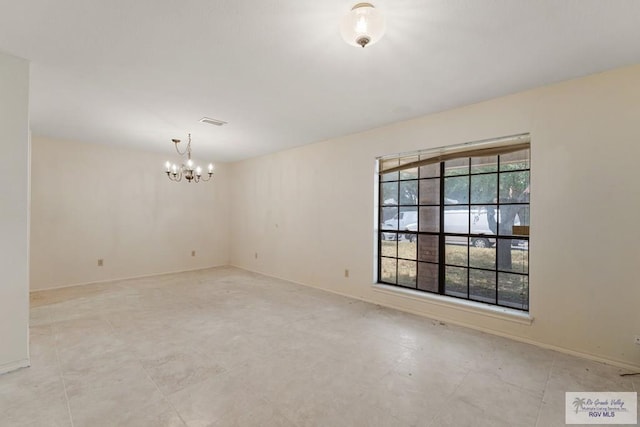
[
  {"left": 634, "top": 335, "right": 640, "bottom": 345},
  {"left": 191, "top": 250, "right": 196, "bottom": 257},
  {"left": 344, "top": 269, "right": 349, "bottom": 278},
  {"left": 97, "top": 259, "right": 103, "bottom": 267}
]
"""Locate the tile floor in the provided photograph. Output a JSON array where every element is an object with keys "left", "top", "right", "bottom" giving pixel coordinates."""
[{"left": 1, "top": 267, "right": 638, "bottom": 426}]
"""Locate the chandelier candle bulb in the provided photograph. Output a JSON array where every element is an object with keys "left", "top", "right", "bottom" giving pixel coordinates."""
[
  {"left": 165, "top": 161, "right": 171, "bottom": 172},
  {"left": 196, "top": 166, "right": 202, "bottom": 176},
  {"left": 208, "top": 163, "right": 214, "bottom": 173}
]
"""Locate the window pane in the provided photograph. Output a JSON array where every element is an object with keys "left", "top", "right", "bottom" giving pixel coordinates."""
[
  {"left": 399, "top": 156, "right": 419, "bottom": 180},
  {"left": 381, "top": 171, "right": 399, "bottom": 182},
  {"left": 381, "top": 231, "right": 396, "bottom": 243},
  {"left": 470, "top": 174, "right": 497, "bottom": 204},
  {"left": 398, "top": 238, "right": 416, "bottom": 260},
  {"left": 470, "top": 244, "right": 495, "bottom": 269},
  {"left": 381, "top": 207, "right": 398, "bottom": 230},
  {"left": 512, "top": 240, "right": 529, "bottom": 274},
  {"left": 417, "top": 262, "right": 438, "bottom": 293},
  {"left": 515, "top": 204, "right": 530, "bottom": 228},
  {"left": 419, "top": 206, "right": 439, "bottom": 232},
  {"left": 381, "top": 158, "right": 398, "bottom": 170},
  {"left": 511, "top": 215, "right": 529, "bottom": 236},
  {"left": 380, "top": 258, "right": 397, "bottom": 284},
  {"left": 399, "top": 181, "right": 418, "bottom": 205},
  {"left": 473, "top": 205, "right": 498, "bottom": 235},
  {"left": 497, "top": 239, "right": 528, "bottom": 274},
  {"left": 399, "top": 168, "right": 418, "bottom": 180},
  {"left": 444, "top": 207, "right": 469, "bottom": 234},
  {"left": 496, "top": 205, "right": 520, "bottom": 236},
  {"left": 444, "top": 158, "right": 469, "bottom": 176},
  {"left": 419, "top": 178, "right": 440, "bottom": 205},
  {"left": 500, "top": 149, "right": 530, "bottom": 171},
  {"left": 499, "top": 171, "right": 529, "bottom": 202},
  {"left": 418, "top": 234, "right": 438, "bottom": 263},
  {"left": 380, "top": 238, "right": 397, "bottom": 258},
  {"left": 498, "top": 273, "right": 528, "bottom": 310},
  {"left": 469, "top": 269, "right": 496, "bottom": 303},
  {"left": 380, "top": 158, "right": 399, "bottom": 181},
  {"left": 445, "top": 266, "right": 467, "bottom": 297},
  {"left": 399, "top": 208, "right": 418, "bottom": 229},
  {"left": 445, "top": 236, "right": 468, "bottom": 266},
  {"left": 419, "top": 162, "right": 439, "bottom": 178},
  {"left": 470, "top": 209, "right": 495, "bottom": 237},
  {"left": 444, "top": 176, "right": 469, "bottom": 204},
  {"left": 471, "top": 155, "right": 498, "bottom": 174},
  {"left": 381, "top": 182, "right": 398, "bottom": 206},
  {"left": 397, "top": 260, "right": 417, "bottom": 288}
]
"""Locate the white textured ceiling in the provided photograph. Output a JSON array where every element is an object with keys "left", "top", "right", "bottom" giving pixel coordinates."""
[{"left": 1, "top": 1, "right": 639, "bottom": 162}]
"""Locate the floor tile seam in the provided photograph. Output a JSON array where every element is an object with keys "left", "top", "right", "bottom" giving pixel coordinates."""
[
  {"left": 429, "top": 367, "right": 530, "bottom": 427},
  {"left": 285, "top": 310, "right": 345, "bottom": 330},
  {"left": 135, "top": 352, "right": 190, "bottom": 427},
  {"left": 533, "top": 357, "right": 556, "bottom": 427},
  {"left": 249, "top": 397, "right": 301, "bottom": 427},
  {"left": 257, "top": 395, "right": 308, "bottom": 427},
  {"left": 445, "top": 391, "right": 539, "bottom": 427},
  {"left": 220, "top": 342, "right": 296, "bottom": 374},
  {"left": 101, "top": 316, "right": 186, "bottom": 373},
  {"left": 493, "top": 360, "right": 554, "bottom": 395},
  {"left": 52, "top": 323, "right": 76, "bottom": 427},
  {"left": 425, "top": 369, "right": 472, "bottom": 427}
]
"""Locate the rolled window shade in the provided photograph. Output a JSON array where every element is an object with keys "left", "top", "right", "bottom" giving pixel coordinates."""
[{"left": 379, "top": 134, "right": 530, "bottom": 175}]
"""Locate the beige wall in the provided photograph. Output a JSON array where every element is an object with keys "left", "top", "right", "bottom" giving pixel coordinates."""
[
  {"left": 229, "top": 64, "right": 640, "bottom": 369},
  {"left": 30, "top": 137, "right": 230, "bottom": 290},
  {"left": 0, "top": 52, "right": 30, "bottom": 373}
]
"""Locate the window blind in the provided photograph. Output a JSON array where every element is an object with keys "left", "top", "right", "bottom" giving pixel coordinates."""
[{"left": 379, "top": 133, "right": 530, "bottom": 175}]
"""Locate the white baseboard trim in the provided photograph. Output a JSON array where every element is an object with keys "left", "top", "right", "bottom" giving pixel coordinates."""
[
  {"left": 0, "top": 358, "right": 30, "bottom": 375},
  {"left": 30, "top": 263, "right": 230, "bottom": 292},
  {"left": 230, "top": 264, "right": 640, "bottom": 372}
]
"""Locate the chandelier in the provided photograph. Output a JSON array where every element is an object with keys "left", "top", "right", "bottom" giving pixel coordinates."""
[{"left": 164, "top": 133, "right": 214, "bottom": 183}]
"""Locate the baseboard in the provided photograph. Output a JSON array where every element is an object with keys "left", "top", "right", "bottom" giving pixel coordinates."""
[
  {"left": 0, "top": 358, "right": 30, "bottom": 375},
  {"left": 230, "top": 264, "right": 640, "bottom": 372},
  {"left": 30, "top": 263, "right": 230, "bottom": 292}
]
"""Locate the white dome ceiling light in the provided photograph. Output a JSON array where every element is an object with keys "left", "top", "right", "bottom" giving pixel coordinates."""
[{"left": 340, "top": 3, "right": 386, "bottom": 48}]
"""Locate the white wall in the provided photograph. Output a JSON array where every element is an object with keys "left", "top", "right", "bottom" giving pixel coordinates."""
[
  {"left": 30, "top": 137, "right": 230, "bottom": 290},
  {"left": 0, "top": 52, "right": 30, "bottom": 373},
  {"left": 229, "top": 64, "right": 640, "bottom": 369}
]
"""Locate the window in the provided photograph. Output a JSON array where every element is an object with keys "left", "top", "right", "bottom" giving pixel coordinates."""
[{"left": 378, "top": 135, "right": 530, "bottom": 311}]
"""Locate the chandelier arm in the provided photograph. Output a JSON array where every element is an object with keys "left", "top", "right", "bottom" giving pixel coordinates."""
[{"left": 199, "top": 173, "right": 214, "bottom": 182}]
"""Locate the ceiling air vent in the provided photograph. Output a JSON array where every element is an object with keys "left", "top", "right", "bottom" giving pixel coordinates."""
[{"left": 199, "top": 117, "right": 227, "bottom": 126}]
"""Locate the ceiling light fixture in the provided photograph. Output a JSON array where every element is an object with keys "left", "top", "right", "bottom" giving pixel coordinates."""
[
  {"left": 164, "top": 133, "right": 214, "bottom": 183},
  {"left": 340, "top": 3, "right": 386, "bottom": 48}
]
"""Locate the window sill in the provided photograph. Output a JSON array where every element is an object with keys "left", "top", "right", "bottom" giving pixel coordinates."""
[{"left": 372, "top": 284, "right": 534, "bottom": 325}]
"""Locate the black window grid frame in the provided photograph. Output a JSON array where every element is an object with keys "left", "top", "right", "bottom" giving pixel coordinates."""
[{"left": 377, "top": 152, "right": 530, "bottom": 311}]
